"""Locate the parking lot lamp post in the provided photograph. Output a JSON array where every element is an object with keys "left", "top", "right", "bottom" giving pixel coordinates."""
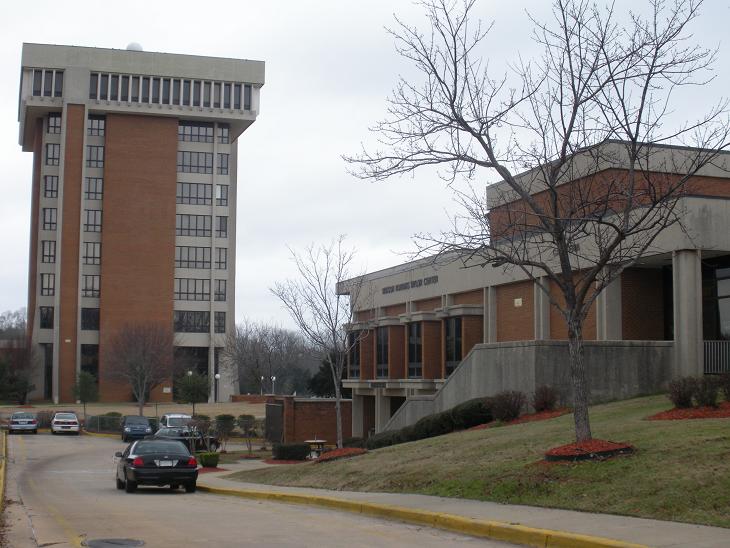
[
  {"left": 260, "top": 375, "right": 265, "bottom": 395},
  {"left": 214, "top": 373, "right": 221, "bottom": 402},
  {"left": 271, "top": 376, "right": 276, "bottom": 395}
]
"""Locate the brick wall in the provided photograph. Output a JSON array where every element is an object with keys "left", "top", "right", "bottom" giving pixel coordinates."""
[
  {"left": 388, "top": 325, "right": 405, "bottom": 379},
  {"left": 548, "top": 278, "right": 597, "bottom": 340},
  {"left": 462, "top": 315, "right": 484, "bottom": 356},
  {"left": 231, "top": 394, "right": 268, "bottom": 404},
  {"left": 273, "top": 396, "right": 352, "bottom": 444},
  {"left": 452, "top": 289, "right": 483, "bottom": 305},
  {"left": 58, "top": 105, "right": 85, "bottom": 403},
  {"left": 622, "top": 268, "right": 665, "bottom": 340},
  {"left": 384, "top": 303, "right": 406, "bottom": 316},
  {"left": 413, "top": 297, "right": 441, "bottom": 311},
  {"left": 496, "top": 280, "right": 534, "bottom": 342},
  {"left": 422, "top": 321, "right": 441, "bottom": 379}
]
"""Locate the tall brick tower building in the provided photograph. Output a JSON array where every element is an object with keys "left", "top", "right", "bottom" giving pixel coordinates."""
[{"left": 18, "top": 43, "right": 264, "bottom": 403}]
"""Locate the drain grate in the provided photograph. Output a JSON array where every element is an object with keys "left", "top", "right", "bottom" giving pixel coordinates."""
[{"left": 84, "top": 540, "right": 145, "bottom": 547}]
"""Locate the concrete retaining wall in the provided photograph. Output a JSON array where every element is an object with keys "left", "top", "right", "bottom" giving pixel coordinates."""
[{"left": 384, "top": 340, "right": 673, "bottom": 431}]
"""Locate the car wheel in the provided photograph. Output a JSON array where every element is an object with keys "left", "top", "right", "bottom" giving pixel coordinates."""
[
  {"left": 33, "top": 430, "right": 37, "bottom": 435},
  {"left": 125, "top": 480, "right": 137, "bottom": 493},
  {"left": 169, "top": 484, "right": 179, "bottom": 490},
  {"left": 116, "top": 477, "right": 124, "bottom": 490},
  {"left": 184, "top": 482, "right": 196, "bottom": 493},
  {"left": 121, "top": 435, "right": 127, "bottom": 443},
  {"left": 51, "top": 430, "right": 56, "bottom": 435}
]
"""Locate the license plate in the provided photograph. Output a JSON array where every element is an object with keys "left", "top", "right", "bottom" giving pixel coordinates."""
[
  {"left": 19, "top": 421, "right": 28, "bottom": 424},
  {"left": 156, "top": 460, "right": 174, "bottom": 467}
]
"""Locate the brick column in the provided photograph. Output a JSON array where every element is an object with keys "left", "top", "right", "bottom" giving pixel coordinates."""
[
  {"left": 422, "top": 321, "right": 441, "bottom": 379},
  {"left": 461, "top": 315, "right": 484, "bottom": 357},
  {"left": 533, "top": 278, "right": 550, "bottom": 340},
  {"left": 388, "top": 325, "right": 405, "bottom": 379}
]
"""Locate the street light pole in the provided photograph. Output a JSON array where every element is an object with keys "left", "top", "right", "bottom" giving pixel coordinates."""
[
  {"left": 260, "top": 375, "right": 265, "bottom": 395},
  {"left": 271, "top": 375, "right": 276, "bottom": 395},
  {"left": 214, "top": 373, "right": 221, "bottom": 403}
]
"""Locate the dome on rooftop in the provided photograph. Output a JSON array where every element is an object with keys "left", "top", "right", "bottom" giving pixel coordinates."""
[{"left": 126, "top": 42, "right": 143, "bottom": 52}]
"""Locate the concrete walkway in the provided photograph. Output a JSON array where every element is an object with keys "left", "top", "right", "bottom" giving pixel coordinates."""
[{"left": 198, "top": 461, "right": 730, "bottom": 548}]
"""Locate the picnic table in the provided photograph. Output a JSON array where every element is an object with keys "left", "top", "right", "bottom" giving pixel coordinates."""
[{"left": 304, "top": 438, "right": 327, "bottom": 458}]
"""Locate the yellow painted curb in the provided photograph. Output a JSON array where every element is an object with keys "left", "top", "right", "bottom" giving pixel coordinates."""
[
  {"left": 0, "top": 430, "right": 7, "bottom": 515},
  {"left": 196, "top": 484, "right": 647, "bottom": 548},
  {"left": 82, "top": 430, "right": 120, "bottom": 439}
]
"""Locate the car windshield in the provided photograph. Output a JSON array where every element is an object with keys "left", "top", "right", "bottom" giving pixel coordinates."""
[
  {"left": 55, "top": 413, "right": 77, "bottom": 420},
  {"left": 12, "top": 413, "right": 34, "bottom": 419},
  {"left": 167, "top": 417, "right": 189, "bottom": 427},
  {"left": 156, "top": 428, "right": 183, "bottom": 436},
  {"left": 124, "top": 417, "right": 149, "bottom": 425},
  {"left": 133, "top": 441, "right": 189, "bottom": 455}
]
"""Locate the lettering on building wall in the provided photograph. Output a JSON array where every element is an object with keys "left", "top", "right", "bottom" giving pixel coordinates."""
[{"left": 382, "top": 276, "right": 439, "bottom": 295}]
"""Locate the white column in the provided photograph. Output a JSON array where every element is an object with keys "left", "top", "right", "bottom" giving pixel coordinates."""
[
  {"left": 483, "top": 286, "right": 497, "bottom": 343},
  {"left": 672, "top": 250, "right": 703, "bottom": 377},
  {"left": 351, "top": 393, "right": 364, "bottom": 438},
  {"left": 374, "top": 388, "right": 390, "bottom": 433},
  {"left": 533, "top": 278, "right": 551, "bottom": 340},
  {"left": 596, "top": 276, "right": 622, "bottom": 340}
]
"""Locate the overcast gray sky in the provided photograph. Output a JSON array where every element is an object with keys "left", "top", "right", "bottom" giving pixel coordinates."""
[{"left": 1, "top": 0, "right": 728, "bottom": 329}]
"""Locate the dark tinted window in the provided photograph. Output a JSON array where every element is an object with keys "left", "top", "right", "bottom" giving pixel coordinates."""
[{"left": 134, "top": 441, "right": 189, "bottom": 455}]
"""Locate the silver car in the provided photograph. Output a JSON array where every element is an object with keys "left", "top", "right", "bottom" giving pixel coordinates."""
[{"left": 9, "top": 412, "right": 38, "bottom": 434}]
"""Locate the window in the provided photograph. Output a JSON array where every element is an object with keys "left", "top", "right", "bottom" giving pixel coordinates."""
[
  {"left": 244, "top": 84, "right": 252, "bottom": 110},
  {"left": 83, "top": 242, "right": 101, "bottom": 265},
  {"left": 54, "top": 71, "right": 63, "bottom": 97},
  {"left": 193, "top": 81, "right": 201, "bottom": 106},
  {"left": 88, "top": 115, "right": 105, "bottom": 136},
  {"left": 46, "top": 143, "right": 60, "bottom": 166},
  {"left": 131, "top": 76, "right": 140, "bottom": 102},
  {"left": 39, "top": 306, "right": 54, "bottom": 329},
  {"left": 174, "top": 310, "right": 210, "bottom": 333},
  {"left": 218, "top": 124, "right": 230, "bottom": 144},
  {"left": 376, "top": 326, "right": 388, "bottom": 378},
  {"left": 444, "top": 317, "right": 463, "bottom": 376},
  {"left": 152, "top": 78, "right": 160, "bottom": 103},
  {"left": 215, "top": 311, "right": 226, "bottom": 333},
  {"left": 110, "top": 75, "right": 119, "bottom": 100},
  {"left": 348, "top": 331, "right": 360, "bottom": 378},
  {"left": 82, "top": 275, "right": 100, "bottom": 298},
  {"left": 173, "top": 79, "right": 181, "bottom": 104},
  {"left": 142, "top": 77, "right": 150, "bottom": 102},
  {"left": 178, "top": 121, "right": 214, "bottom": 143},
  {"left": 183, "top": 80, "right": 191, "bottom": 105},
  {"left": 215, "top": 279, "right": 226, "bottom": 301},
  {"left": 174, "top": 278, "right": 210, "bottom": 301},
  {"left": 48, "top": 113, "right": 61, "bottom": 134},
  {"left": 81, "top": 344, "right": 99, "bottom": 380},
  {"left": 41, "top": 240, "right": 56, "bottom": 263},
  {"left": 44, "top": 176, "right": 58, "bottom": 198},
  {"left": 81, "top": 308, "right": 100, "bottom": 330},
  {"left": 408, "top": 323, "right": 423, "bottom": 378},
  {"left": 217, "top": 153, "right": 229, "bottom": 175},
  {"left": 86, "top": 146, "right": 104, "bottom": 168},
  {"left": 176, "top": 151, "right": 213, "bottom": 173},
  {"left": 43, "top": 69, "right": 53, "bottom": 97},
  {"left": 162, "top": 78, "right": 170, "bottom": 104},
  {"left": 234, "top": 84, "right": 241, "bottom": 109},
  {"left": 223, "top": 83, "right": 231, "bottom": 108},
  {"left": 84, "top": 177, "right": 103, "bottom": 200},
  {"left": 216, "top": 185, "right": 228, "bottom": 206},
  {"left": 100, "top": 74, "right": 109, "bottom": 100},
  {"left": 33, "top": 70, "right": 43, "bottom": 96},
  {"left": 176, "top": 182, "right": 212, "bottom": 205},
  {"left": 89, "top": 73, "right": 98, "bottom": 99},
  {"left": 176, "top": 214, "right": 211, "bottom": 237},
  {"left": 203, "top": 82, "right": 211, "bottom": 107},
  {"left": 175, "top": 246, "right": 211, "bottom": 269},
  {"left": 121, "top": 75, "right": 129, "bottom": 101},
  {"left": 42, "top": 208, "right": 57, "bottom": 230},
  {"left": 213, "top": 82, "right": 221, "bottom": 108},
  {"left": 84, "top": 210, "right": 102, "bottom": 232},
  {"left": 40, "top": 273, "right": 55, "bottom": 296},
  {"left": 216, "top": 216, "right": 228, "bottom": 238},
  {"left": 215, "top": 247, "right": 227, "bottom": 269}
]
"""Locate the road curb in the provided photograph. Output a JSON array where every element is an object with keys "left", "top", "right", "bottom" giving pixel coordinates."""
[
  {"left": 0, "top": 431, "right": 6, "bottom": 515},
  {"left": 196, "top": 484, "right": 647, "bottom": 548},
  {"left": 82, "top": 430, "right": 119, "bottom": 439}
]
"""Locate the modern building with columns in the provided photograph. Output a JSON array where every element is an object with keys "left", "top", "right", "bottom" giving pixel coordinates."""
[
  {"left": 340, "top": 141, "right": 730, "bottom": 437},
  {"left": 18, "top": 43, "right": 264, "bottom": 403}
]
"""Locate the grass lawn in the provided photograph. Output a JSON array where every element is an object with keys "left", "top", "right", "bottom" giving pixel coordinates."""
[{"left": 225, "top": 394, "right": 730, "bottom": 528}]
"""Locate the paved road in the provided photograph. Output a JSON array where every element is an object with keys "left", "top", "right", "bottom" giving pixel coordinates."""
[{"left": 2, "top": 433, "right": 506, "bottom": 547}]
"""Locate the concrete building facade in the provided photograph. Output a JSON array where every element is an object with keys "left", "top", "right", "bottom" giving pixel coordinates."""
[
  {"left": 340, "top": 142, "right": 730, "bottom": 436},
  {"left": 18, "top": 43, "right": 264, "bottom": 403}
]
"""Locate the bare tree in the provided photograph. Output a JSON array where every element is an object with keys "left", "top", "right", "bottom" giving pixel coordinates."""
[
  {"left": 345, "top": 0, "right": 730, "bottom": 442},
  {"left": 105, "top": 323, "right": 174, "bottom": 416},
  {"left": 271, "top": 236, "right": 367, "bottom": 448}
]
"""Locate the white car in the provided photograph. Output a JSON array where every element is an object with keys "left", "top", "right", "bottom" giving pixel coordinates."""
[
  {"left": 158, "top": 413, "right": 192, "bottom": 430},
  {"left": 51, "top": 412, "right": 80, "bottom": 435}
]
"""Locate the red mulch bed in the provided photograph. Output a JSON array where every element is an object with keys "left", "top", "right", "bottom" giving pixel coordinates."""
[
  {"left": 647, "top": 401, "right": 730, "bottom": 421},
  {"left": 316, "top": 448, "right": 367, "bottom": 463},
  {"left": 469, "top": 408, "right": 570, "bottom": 431},
  {"left": 197, "top": 467, "right": 229, "bottom": 474},
  {"left": 544, "top": 439, "right": 634, "bottom": 462},
  {"left": 263, "top": 459, "right": 309, "bottom": 465}
]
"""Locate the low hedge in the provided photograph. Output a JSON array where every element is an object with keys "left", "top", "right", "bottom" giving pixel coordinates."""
[
  {"left": 197, "top": 451, "right": 220, "bottom": 467},
  {"left": 272, "top": 443, "right": 311, "bottom": 461}
]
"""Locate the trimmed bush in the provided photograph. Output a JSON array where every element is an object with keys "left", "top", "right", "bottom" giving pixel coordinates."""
[
  {"left": 197, "top": 451, "right": 220, "bottom": 467},
  {"left": 532, "top": 385, "right": 558, "bottom": 412},
  {"left": 695, "top": 377, "right": 719, "bottom": 408},
  {"left": 104, "top": 411, "right": 122, "bottom": 417},
  {"left": 343, "top": 437, "right": 365, "bottom": 448},
  {"left": 192, "top": 414, "right": 210, "bottom": 422},
  {"left": 413, "top": 410, "right": 454, "bottom": 439},
  {"left": 272, "top": 443, "right": 311, "bottom": 461},
  {"left": 365, "top": 430, "right": 402, "bottom": 450},
  {"left": 668, "top": 376, "right": 696, "bottom": 408},
  {"left": 35, "top": 410, "right": 53, "bottom": 429},
  {"left": 718, "top": 374, "right": 730, "bottom": 402},
  {"left": 492, "top": 390, "right": 526, "bottom": 422},
  {"left": 450, "top": 397, "right": 493, "bottom": 429}
]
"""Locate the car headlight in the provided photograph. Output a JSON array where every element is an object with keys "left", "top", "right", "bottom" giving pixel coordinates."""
[
  {"left": 124, "top": 427, "right": 131, "bottom": 432},
  {"left": 145, "top": 427, "right": 152, "bottom": 433}
]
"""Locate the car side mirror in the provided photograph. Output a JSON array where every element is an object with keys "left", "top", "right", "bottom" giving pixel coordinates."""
[{"left": 114, "top": 452, "right": 122, "bottom": 458}]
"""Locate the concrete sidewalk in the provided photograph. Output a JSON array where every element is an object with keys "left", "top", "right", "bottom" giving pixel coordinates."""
[{"left": 197, "top": 461, "right": 730, "bottom": 548}]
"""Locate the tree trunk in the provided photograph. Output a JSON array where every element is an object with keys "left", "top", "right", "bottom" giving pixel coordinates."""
[
  {"left": 138, "top": 398, "right": 144, "bottom": 417},
  {"left": 567, "top": 318, "right": 592, "bottom": 442}
]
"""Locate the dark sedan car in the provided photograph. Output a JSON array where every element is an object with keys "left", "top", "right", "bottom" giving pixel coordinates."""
[
  {"left": 115, "top": 439, "right": 198, "bottom": 493},
  {"left": 121, "top": 415, "right": 153, "bottom": 442},
  {"left": 153, "top": 427, "right": 219, "bottom": 452}
]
